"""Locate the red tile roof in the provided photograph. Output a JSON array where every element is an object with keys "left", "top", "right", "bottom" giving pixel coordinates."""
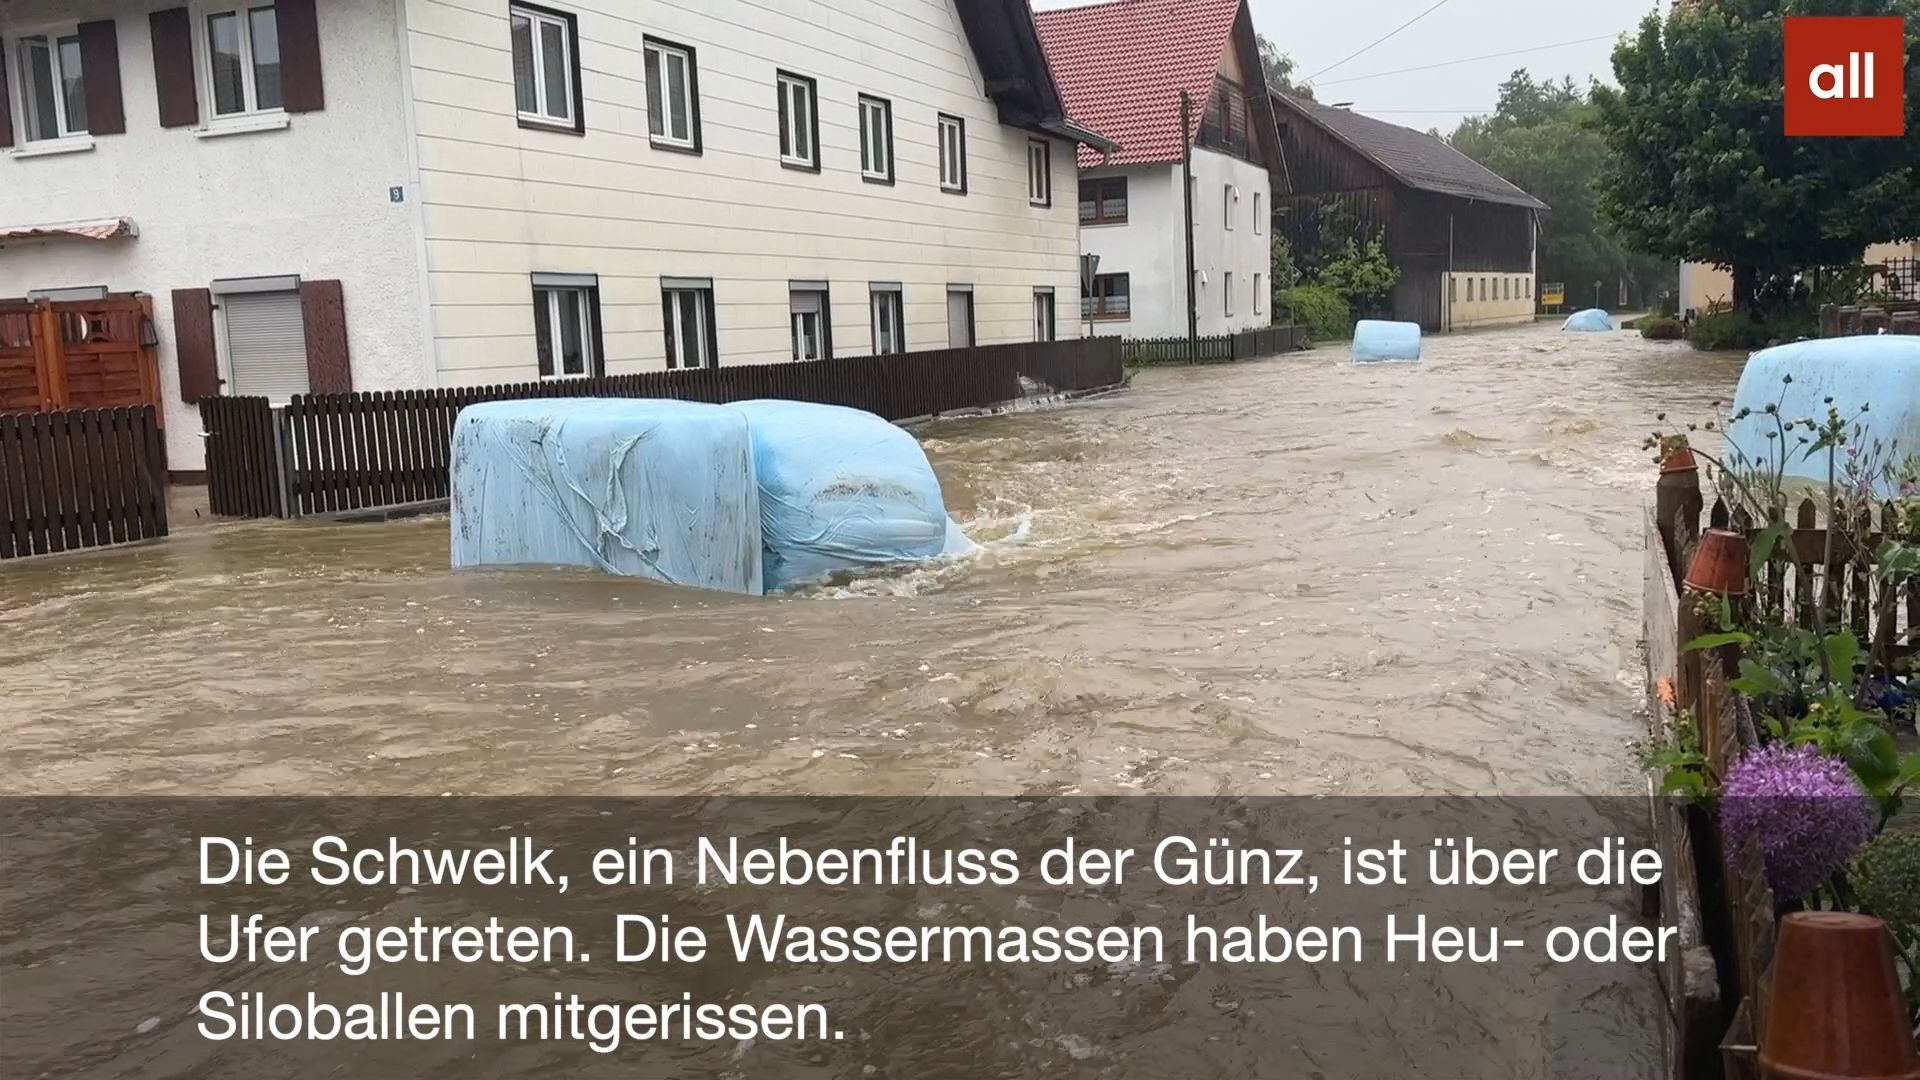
[{"left": 1033, "top": 0, "right": 1244, "bottom": 168}]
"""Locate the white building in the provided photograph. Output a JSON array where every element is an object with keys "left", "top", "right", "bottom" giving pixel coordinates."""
[
  {"left": 0, "top": 0, "right": 1110, "bottom": 473},
  {"left": 1034, "top": 0, "right": 1283, "bottom": 340}
]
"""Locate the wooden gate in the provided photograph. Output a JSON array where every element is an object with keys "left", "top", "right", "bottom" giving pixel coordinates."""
[
  {"left": 0, "top": 406, "right": 169, "bottom": 558},
  {"left": 0, "top": 295, "right": 165, "bottom": 420}
]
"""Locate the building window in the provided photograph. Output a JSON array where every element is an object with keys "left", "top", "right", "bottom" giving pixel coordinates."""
[
  {"left": 1502, "top": 277, "right": 1510, "bottom": 300},
  {"left": 946, "top": 288, "right": 975, "bottom": 348},
  {"left": 1079, "top": 177, "right": 1127, "bottom": 224},
  {"left": 510, "top": 4, "right": 578, "bottom": 130},
  {"left": 776, "top": 71, "right": 818, "bottom": 170},
  {"left": 531, "top": 274, "right": 600, "bottom": 379},
  {"left": 1224, "top": 271, "right": 1235, "bottom": 316},
  {"left": 15, "top": 31, "right": 88, "bottom": 141},
  {"left": 870, "top": 285, "right": 904, "bottom": 355},
  {"left": 1254, "top": 272, "right": 1263, "bottom": 316},
  {"left": 1449, "top": 276, "right": 1458, "bottom": 302},
  {"left": 1224, "top": 185, "right": 1236, "bottom": 230},
  {"left": 205, "top": 4, "right": 283, "bottom": 117},
  {"left": 1526, "top": 278, "right": 1532, "bottom": 298},
  {"left": 1481, "top": 276, "right": 1488, "bottom": 300},
  {"left": 858, "top": 95, "right": 893, "bottom": 183},
  {"left": 662, "top": 279, "right": 716, "bottom": 368},
  {"left": 1027, "top": 139, "right": 1051, "bottom": 207},
  {"left": 1083, "top": 273, "right": 1130, "bottom": 320},
  {"left": 1033, "top": 289, "right": 1056, "bottom": 342},
  {"left": 937, "top": 113, "right": 966, "bottom": 193},
  {"left": 1253, "top": 192, "right": 1264, "bottom": 234},
  {"left": 212, "top": 276, "right": 307, "bottom": 402},
  {"left": 789, "top": 285, "right": 830, "bottom": 362},
  {"left": 644, "top": 36, "right": 699, "bottom": 151}
]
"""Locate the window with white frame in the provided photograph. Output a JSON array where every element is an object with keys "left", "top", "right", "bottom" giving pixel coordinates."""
[
  {"left": 532, "top": 274, "right": 599, "bottom": 379},
  {"left": 858, "top": 95, "right": 892, "bottom": 182},
  {"left": 1224, "top": 184, "right": 1236, "bottom": 230},
  {"left": 776, "top": 71, "right": 817, "bottom": 169},
  {"left": 1253, "top": 192, "right": 1264, "bottom": 234},
  {"left": 213, "top": 276, "right": 308, "bottom": 401},
  {"left": 204, "top": 4, "right": 283, "bottom": 117},
  {"left": 1027, "top": 139, "right": 1050, "bottom": 206},
  {"left": 790, "top": 286, "right": 829, "bottom": 361},
  {"left": 870, "top": 286, "right": 904, "bottom": 355},
  {"left": 1224, "top": 271, "right": 1235, "bottom": 316},
  {"left": 510, "top": 4, "right": 576, "bottom": 128},
  {"left": 644, "top": 36, "right": 699, "bottom": 150},
  {"left": 662, "top": 279, "right": 716, "bottom": 368},
  {"left": 937, "top": 114, "right": 966, "bottom": 193},
  {"left": 1033, "top": 289, "right": 1056, "bottom": 342},
  {"left": 13, "top": 30, "right": 88, "bottom": 141}
]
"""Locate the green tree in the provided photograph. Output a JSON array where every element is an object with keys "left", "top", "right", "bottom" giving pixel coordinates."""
[
  {"left": 1258, "top": 34, "right": 1315, "bottom": 99},
  {"left": 1319, "top": 234, "right": 1400, "bottom": 315},
  {"left": 1590, "top": 0, "right": 1920, "bottom": 311},
  {"left": 1446, "top": 70, "right": 1673, "bottom": 310}
]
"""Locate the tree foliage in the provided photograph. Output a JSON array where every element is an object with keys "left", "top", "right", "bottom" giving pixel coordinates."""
[
  {"left": 1257, "top": 34, "right": 1314, "bottom": 99},
  {"left": 1590, "top": 0, "right": 1920, "bottom": 310},
  {"left": 1318, "top": 235, "right": 1400, "bottom": 315},
  {"left": 1446, "top": 70, "right": 1673, "bottom": 310}
]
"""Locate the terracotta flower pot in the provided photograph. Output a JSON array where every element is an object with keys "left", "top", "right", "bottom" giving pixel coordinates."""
[
  {"left": 1683, "top": 528, "right": 1749, "bottom": 596},
  {"left": 1660, "top": 447, "right": 1699, "bottom": 474},
  {"left": 1760, "top": 912, "right": 1920, "bottom": 1080}
]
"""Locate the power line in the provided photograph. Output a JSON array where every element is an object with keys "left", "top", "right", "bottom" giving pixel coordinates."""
[
  {"left": 1303, "top": 0, "right": 1456, "bottom": 82},
  {"left": 1314, "top": 34, "right": 1619, "bottom": 86}
]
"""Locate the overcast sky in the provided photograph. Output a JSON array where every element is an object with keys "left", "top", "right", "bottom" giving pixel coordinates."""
[{"left": 1035, "top": 0, "right": 1671, "bottom": 133}]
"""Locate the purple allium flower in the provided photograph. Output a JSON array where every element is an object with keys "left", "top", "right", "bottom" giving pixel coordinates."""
[{"left": 1719, "top": 744, "right": 1875, "bottom": 903}]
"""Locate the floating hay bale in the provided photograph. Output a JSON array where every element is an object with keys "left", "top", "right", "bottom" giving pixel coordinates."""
[
  {"left": 1725, "top": 335, "right": 1920, "bottom": 496},
  {"left": 1562, "top": 308, "right": 1614, "bottom": 332},
  {"left": 1351, "top": 320, "right": 1422, "bottom": 363}
]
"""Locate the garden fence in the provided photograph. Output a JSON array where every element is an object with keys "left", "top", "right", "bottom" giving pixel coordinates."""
[
  {"left": 1121, "top": 325, "right": 1309, "bottom": 365},
  {"left": 0, "top": 405, "right": 168, "bottom": 559}
]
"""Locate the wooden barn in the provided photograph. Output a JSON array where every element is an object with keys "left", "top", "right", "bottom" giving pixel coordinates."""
[{"left": 1269, "top": 93, "right": 1547, "bottom": 331}]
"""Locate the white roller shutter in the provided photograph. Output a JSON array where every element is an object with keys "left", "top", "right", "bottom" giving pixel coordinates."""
[{"left": 222, "top": 290, "right": 309, "bottom": 400}]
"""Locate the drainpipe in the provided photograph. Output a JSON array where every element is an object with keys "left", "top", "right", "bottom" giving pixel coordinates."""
[
  {"left": 1446, "top": 213, "right": 1455, "bottom": 333},
  {"left": 1182, "top": 91, "right": 1198, "bottom": 363}
]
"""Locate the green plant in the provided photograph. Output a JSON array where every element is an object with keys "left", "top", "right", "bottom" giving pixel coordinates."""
[
  {"left": 1317, "top": 233, "right": 1399, "bottom": 316},
  {"left": 1683, "top": 308, "right": 1817, "bottom": 351},
  {"left": 1638, "top": 315, "right": 1684, "bottom": 340},
  {"left": 1280, "top": 284, "right": 1350, "bottom": 341},
  {"left": 1637, "top": 708, "right": 1710, "bottom": 801},
  {"left": 1849, "top": 830, "right": 1920, "bottom": 1029}
]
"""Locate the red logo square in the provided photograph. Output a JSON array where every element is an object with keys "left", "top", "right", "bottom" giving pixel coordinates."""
[{"left": 1784, "top": 16, "right": 1906, "bottom": 136}]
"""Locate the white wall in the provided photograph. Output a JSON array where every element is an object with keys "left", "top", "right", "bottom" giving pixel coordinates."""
[
  {"left": 1076, "top": 151, "right": 1272, "bottom": 340},
  {"left": 1075, "top": 163, "right": 1178, "bottom": 338},
  {"left": 1446, "top": 270, "right": 1535, "bottom": 328},
  {"left": 1189, "top": 146, "right": 1271, "bottom": 336},
  {"left": 403, "top": 0, "right": 1084, "bottom": 384},
  {"left": 0, "top": 0, "right": 430, "bottom": 471}
]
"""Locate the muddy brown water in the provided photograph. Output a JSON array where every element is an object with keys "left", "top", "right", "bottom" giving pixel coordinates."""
[
  {"left": 1, "top": 322, "right": 1751, "bottom": 1079},
  {"left": 0, "top": 322, "right": 1747, "bottom": 797}
]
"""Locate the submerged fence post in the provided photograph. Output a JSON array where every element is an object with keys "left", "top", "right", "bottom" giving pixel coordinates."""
[{"left": 271, "top": 405, "right": 293, "bottom": 519}]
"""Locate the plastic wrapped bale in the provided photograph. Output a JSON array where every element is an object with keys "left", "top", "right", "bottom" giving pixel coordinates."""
[
  {"left": 724, "top": 400, "right": 975, "bottom": 592},
  {"left": 450, "top": 399, "right": 764, "bottom": 595},
  {"left": 1351, "top": 320, "right": 1422, "bottom": 363},
  {"left": 1726, "top": 335, "right": 1920, "bottom": 497},
  {"left": 1562, "top": 308, "right": 1614, "bottom": 332}
]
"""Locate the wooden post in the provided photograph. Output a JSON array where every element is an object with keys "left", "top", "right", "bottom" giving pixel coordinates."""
[
  {"left": 1657, "top": 451, "right": 1703, "bottom": 583},
  {"left": 1181, "top": 91, "right": 1198, "bottom": 366},
  {"left": 30, "top": 303, "right": 66, "bottom": 411}
]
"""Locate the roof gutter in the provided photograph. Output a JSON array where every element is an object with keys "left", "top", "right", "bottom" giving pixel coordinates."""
[{"left": 1042, "top": 117, "right": 1119, "bottom": 155}]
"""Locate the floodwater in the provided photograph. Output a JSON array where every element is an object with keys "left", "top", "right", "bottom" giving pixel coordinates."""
[{"left": 0, "top": 321, "right": 1747, "bottom": 797}]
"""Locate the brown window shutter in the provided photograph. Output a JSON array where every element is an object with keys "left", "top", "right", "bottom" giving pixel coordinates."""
[
  {"left": 149, "top": 8, "right": 199, "bottom": 129},
  {"left": 277, "top": 0, "right": 326, "bottom": 113},
  {"left": 0, "top": 47, "right": 13, "bottom": 148},
  {"left": 172, "top": 289, "right": 222, "bottom": 402},
  {"left": 77, "top": 21, "right": 127, "bottom": 135},
  {"left": 300, "top": 280, "right": 352, "bottom": 393}
]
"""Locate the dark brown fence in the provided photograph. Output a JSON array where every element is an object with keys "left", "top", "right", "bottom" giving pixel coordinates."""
[
  {"left": 0, "top": 406, "right": 168, "bottom": 558},
  {"left": 204, "top": 337, "right": 1125, "bottom": 518},
  {"left": 1122, "top": 324, "right": 1309, "bottom": 365}
]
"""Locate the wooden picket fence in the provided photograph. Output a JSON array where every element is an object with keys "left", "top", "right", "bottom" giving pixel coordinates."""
[
  {"left": 0, "top": 406, "right": 168, "bottom": 559},
  {"left": 1122, "top": 324, "right": 1309, "bottom": 365},
  {"left": 203, "top": 336, "right": 1126, "bottom": 518}
]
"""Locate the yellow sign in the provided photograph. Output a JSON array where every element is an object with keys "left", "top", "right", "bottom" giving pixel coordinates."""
[{"left": 1540, "top": 283, "right": 1566, "bottom": 306}]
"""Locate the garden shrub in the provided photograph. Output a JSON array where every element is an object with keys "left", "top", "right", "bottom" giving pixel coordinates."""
[
  {"left": 1279, "top": 284, "right": 1350, "bottom": 341},
  {"left": 1686, "top": 309, "right": 1817, "bottom": 351},
  {"left": 1638, "top": 316, "right": 1684, "bottom": 340}
]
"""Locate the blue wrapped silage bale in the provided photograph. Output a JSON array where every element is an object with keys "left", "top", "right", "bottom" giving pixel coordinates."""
[
  {"left": 1351, "top": 319, "right": 1421, "bottom": 363},
  {"left": 449, "top": 398, "right": 763, "bottom": 594},
  {"left": 1562, "top": 308, "right": 1613, "bottom": 332},
  {"left": 723, "top": 400, "right": 974, "bottom": 592},
  {"left": 1725, "top": 335, "right": 1920, "bottom": 497}
]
